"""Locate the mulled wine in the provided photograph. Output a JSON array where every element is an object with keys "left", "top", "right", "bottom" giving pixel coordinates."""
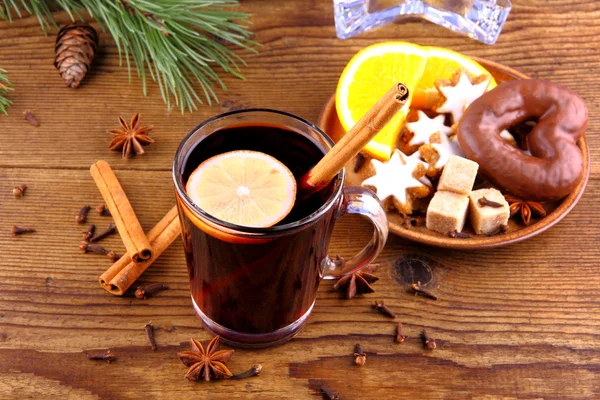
[
  {"left": 177, "top": 122, "right": 338, "bottom": 339},
  {"left": 173, "top": 109, "right": 388, "bottom": 347}
]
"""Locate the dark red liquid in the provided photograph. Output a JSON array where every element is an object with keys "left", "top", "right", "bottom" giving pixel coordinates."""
[{"left": 177, "top": 123, "right": 339, "bottom": 336}]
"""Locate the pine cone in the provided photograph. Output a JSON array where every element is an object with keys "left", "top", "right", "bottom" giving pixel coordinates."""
[{"left": 54, "top": 22, "right": 98, "bottom": 88}]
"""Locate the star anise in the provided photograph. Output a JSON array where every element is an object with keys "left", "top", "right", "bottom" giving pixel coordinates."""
[
  {"left": 108, "top": 113, "right": 154, "bottom": 159},
  {"left": 504, "top": 194, "right": 546, "bottom": 226},
  {"left": 332, "top": 255, "right": 379, "bottom": 299},
  {"left": 177, "top": 336, "right": 234, "bottom": 381}
]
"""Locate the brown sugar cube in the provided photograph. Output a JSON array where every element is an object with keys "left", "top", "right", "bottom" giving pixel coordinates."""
[
  {"left": 437, "top": 155, "right": 479, "bottom": 195},
  {"left": 468, "top": 188, "right": 510, "bottom": 235},
  {"left": 426, "top": 191, "right": 469, "bottom": 235}
]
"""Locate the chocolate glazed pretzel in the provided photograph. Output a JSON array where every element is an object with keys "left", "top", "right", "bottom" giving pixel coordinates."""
[{"left": 457, "top": 79, "right": 588, "bottom": 201}]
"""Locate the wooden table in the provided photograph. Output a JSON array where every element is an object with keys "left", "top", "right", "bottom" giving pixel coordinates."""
[{"left": 1, "top": 1, "right": 599, "bottom": 398}]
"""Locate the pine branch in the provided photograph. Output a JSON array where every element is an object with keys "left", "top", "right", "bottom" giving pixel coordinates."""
[
  {"left": 0, "top": 0, "right": 257, "bottom": 112},
  {"left": 0, "top": 68, "right": 13, "bottom": 115}
]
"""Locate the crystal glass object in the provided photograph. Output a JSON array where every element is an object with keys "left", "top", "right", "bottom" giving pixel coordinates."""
[{"left": 333, "top": 0, "right": 511, "bottom": 45}]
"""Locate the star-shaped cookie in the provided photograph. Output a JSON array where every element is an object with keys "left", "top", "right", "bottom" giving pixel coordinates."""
[
  {"left": 362, "top": 149, "right": 430, "bottom": 215},
  {"left": 434, "top": 69, "right": 490, "bottom": 123},
  {"left": 419, "top": 132, "right": 465, "bottom": 177},
  {"left": 405, "top": 111, "right": 453, "bottom": 147}
]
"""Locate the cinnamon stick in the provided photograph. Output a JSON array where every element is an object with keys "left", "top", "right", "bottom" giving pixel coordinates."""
[
  {"left": 99, "top": 206, "right": 180, "bottom": 296},
  {"left": 90, "top": 160, "right": 153, "bottom": 262},
  {"left": 298, "top": 83, "right": 409, "bottom": 195}
]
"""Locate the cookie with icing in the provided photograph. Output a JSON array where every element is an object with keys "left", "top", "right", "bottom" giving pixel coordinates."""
[
  {"left": 419, "top": 132, "right": 465, "bottom": 177},
  {"left": 362, "top": 149, "right": 430, "bottom": 215},
  {"left": 404, "top": 110, "right": 453, "bottom": 151},
  {"left": 434, "top": 69, "right": 490, "bottom": 124}
]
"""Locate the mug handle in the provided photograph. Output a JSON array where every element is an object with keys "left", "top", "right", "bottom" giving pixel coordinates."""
[{"left": 323, "top": 186, "right": 389, "bottom": 279}]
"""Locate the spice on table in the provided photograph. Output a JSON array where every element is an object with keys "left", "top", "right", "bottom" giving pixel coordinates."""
[
  {"left": 353, "top": 343, "right": 366, "bottom": 366},
  {"left": 409, "top": 281, "right": 438, "bottom": 300},
  {"left": 106, "top": 250, "right": 120, "bottom": 262},
  {"left": 89, "top": 223, "right": 116, "bottom": 242},
  {"left": 421, "top": 329, "right": 436, "bottom": 350},
  {"left": 144, "top": 322, "right": 158, "bottom": 351},
  {"left": 373, "top": 300, "right": 397, "bottom": 318},
  {"left": 82, "top": 224, "right": 96, "bottom": 241},
  {"left": 353, "top": 152, "right": 366, "bottom": 173},
  {"left": 320, "top": 385, "right": 340, "bottom": 400},
  {"left": 87, "top": 350, "right": 115, "bottom": 363},
  {"left": 231, "top": 364, "right": 263, "bottom": 379},
  {"left": 178, "top": 336, "right": 234, "bottom": 381},
  {"left": 95, "top": 204, "right": 111, "bottom": 216},
  {"left": 12, "top": 184, "right": 26, "bottom": 197},
  {"left": 90, "top": 160, "right": 152, "bottom": 263},
  {"left": 23, "top": 110, "right": 40, "bottom": 127},
  {"left": 395, "top": 323, "right": 405, "bottom": 343},
  {"left": 447, "top": 230, "right": 470, "bottom": 238},
  {"left": 478, "top": 196, "right": 503, "bottom": 208},
  {"left": 108, "top": 113, "right": 155, "bottom": 159},
  {"left": 98, "top": 206, "right": 179, "bottom": 296},
  {"left": 332, "top": 256, "right": 378, "bottom": 299},
  {"left": 80, "top": 241, "right": 119, "bottom": 261},
  {"left": 135, "top": 283, "right": 169, "bottom": 299},
  {"left": 504, "top": 194, "right": 546, "bottom": 226},
  {"left": 12, "top": 226, "right": 35, "bottom": 236},
  {"left": 76, "top": 205, "right": 90, "bottom": 224}
]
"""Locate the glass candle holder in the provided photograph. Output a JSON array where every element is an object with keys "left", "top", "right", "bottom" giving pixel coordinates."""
[{"left": 333, "top": 0, "right": 511, "bottom": 44}]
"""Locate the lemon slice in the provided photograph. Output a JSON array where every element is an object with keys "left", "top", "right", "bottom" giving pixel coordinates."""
[
  {"left": 336, "top": 42, "right": 428, "bottom": 161},
  {"left": 186, "top": 151, "right": 297, "bottom": 228}
]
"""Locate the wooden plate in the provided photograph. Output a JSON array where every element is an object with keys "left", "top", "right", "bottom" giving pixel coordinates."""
[{"left": 317, "top": 57, "right": 590, "bottom": 249}]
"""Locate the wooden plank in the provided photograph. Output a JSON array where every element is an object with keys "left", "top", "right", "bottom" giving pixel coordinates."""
[
  {"left": 0, "top": 3, "right": 597, "bottom": 172},
  {"left": 0, "top": 0, "right": 599, "bottom": 398}
]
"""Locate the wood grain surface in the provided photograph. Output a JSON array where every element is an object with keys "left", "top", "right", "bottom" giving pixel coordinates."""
[{"left": 0, "top": 1, "right": 599, "bottom": 399}]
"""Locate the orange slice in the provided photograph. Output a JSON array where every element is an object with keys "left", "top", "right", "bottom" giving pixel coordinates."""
[
  {"left": 336, "top": 42, "right": 428, "bottom": 161},
  {"left": 335, "top": 43, "right": 496, "bottom": 161},
  {"left": 413, "top": 46, "right": 497, "bottom": 109},
  {"left": 186, "top": 151, "right": 296, "bottom": 228}
]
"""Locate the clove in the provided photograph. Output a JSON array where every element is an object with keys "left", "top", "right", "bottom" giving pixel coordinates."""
[
  {"left": 373, "top": 300, "right": 397, "bottom": 318},
  {"left": 135, "top": 283, "right": 169, "bottom": 299},
  {"left": 421, "top": 329, "right": 436, "bottom": 351},
  {"left": 95, "top": 204, "right": 111, "bottom": 216},
  {"left": 395, "top": 323, "right": 405, "bottom": 343},
  {"left": 485, "top": 224, "right": 509, "bottom": 237},
  {"left": 409, "top": 281, "right": 438, "bottom": 300},
  {"left": 12, "top": 184, "right": 26, "bottom": 198},
  {"left": 87, "top": 350, "right": 115, "bottom": 363},
  {"left": 353, "top": 343, "right": 366, "bottom": 366},
  {"left": 144, "top": 322, "right": 158, "bottom": 351},
  {"left": 478, "top": 196, "right": 503, "bottom": 208},
  {"left": 80, "top": 241, "right": 119, "bottom": 261},
  {"left": 353, "top": 153, "right": 366, "bottom": 173},
  {"left": 448, "top": 230, "right": 470, "bottom": 239},
  {"left": 12, "top": 226, "right": 35, "bottom": 236},
  {"left": 231, "top": 364, "right": 263, "bottom": 379},
  {"left": 82, "top": 224, "right": 96, "bottom": 241},
  {"left": 89, "top": 223, "right": 116, "bottom": 242},
  {"left": 106, "top": 250, "right": 121, "bottom": 262},
  {"left": 320, "top": 385, "right": 340, "bottom": 400},
  {"left": 23, "top": 110, "right": 40, "bottom": 127},
  {"left": 76, "top": 205, "right": 90, "bottom": 224}
]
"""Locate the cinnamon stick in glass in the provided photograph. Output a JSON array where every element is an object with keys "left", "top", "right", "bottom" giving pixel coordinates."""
[
  {"left": 298, "top": 82, "right": 409, "bottom": 197},
  {"left": 90, "top": 160, "right": 153, "bottom": 262},
  {"left": 99, "top": 206, "right": 180, "bottom": 295}
]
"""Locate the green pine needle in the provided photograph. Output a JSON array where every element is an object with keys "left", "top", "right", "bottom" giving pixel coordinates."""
[
  {"left": 1, "top": 0, "right": 257, "bottom": 112},
  {"left": 0, "top": 68, "right": 13, "bottom": 115}
]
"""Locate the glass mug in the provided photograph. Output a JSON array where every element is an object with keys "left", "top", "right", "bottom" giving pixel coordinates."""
[{"left": 173, "top": 109, "right": 388, "bottom": 348}]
